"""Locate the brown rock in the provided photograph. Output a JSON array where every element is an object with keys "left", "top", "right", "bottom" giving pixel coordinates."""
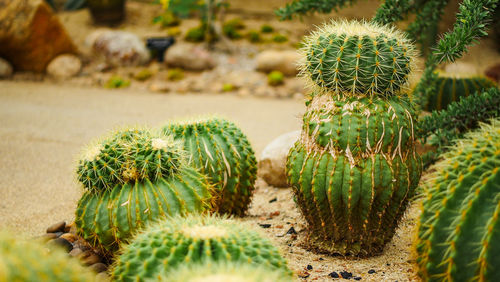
[
  {"left": 78, "top": 250, "right": 101, "bottom": 266},
  {"left": 95, "top": 272, "right": 110, "bottom": 282},
  {"left": 0, "top": 57, "right": 13, "bottom": 78},
  {"left": 166, "top": 43, "right": 216, "bottom": 71},
  {"left": 46, "top": 54, "right": 81, "bottom": 79},
  {"left": 60, "top": 232, "right": 78, "bottom": 243},
  {"left": 89, "top": 262, "right": 108, "bottom": 273},
  {"left": 255, "top": 50, "right": 300, "bottom": 76},
  {"left": 46, "top": 221, "right": 66, "bottom": 233},
  {"left": 69, "top": 247, "right": 83, "bottom": 257},
  {"left": 0, "top": 0, "right": 77, "bottom": 72},
  {"left": 64, "top": 222, "right": 74, "bottom": 233}
]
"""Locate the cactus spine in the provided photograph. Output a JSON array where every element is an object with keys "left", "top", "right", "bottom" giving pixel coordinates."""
[
  {"left": 287, "top": 20, "right": 422, "bottom": 256},
  {"left": 416, "top": 119, "right": 500, "bottom": 281},
  {"left": 111, "top": 215, "right": 292, "bottom": 282},
  {"left": 423, "top": 71, "right": 497, "bottom": 111},
  {"left": 0, "top": 233, "right": 94, "bottom": 281},
  {"left": 74, "top": 128, "right": 212, "bottom": 255},
  {"left": 163, "top": 117, "right": 257, "bottom": 216}
]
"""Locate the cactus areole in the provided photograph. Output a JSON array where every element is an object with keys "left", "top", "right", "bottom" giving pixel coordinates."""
[{"left": 287, "top": 20, "right": 422, "bottom": 256}]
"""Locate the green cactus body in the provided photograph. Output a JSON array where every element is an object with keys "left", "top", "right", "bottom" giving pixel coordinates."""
[
  {"left": 302, "top": 20, "right": 416, "bottom": 97},
  {"left": 424, "top": 71, "right": 497, "bottom": 111},
  {"left": 287, "top": 20, "right": 422, "bottom": 256},
  {"left": 75, "top": 129, "right": 212, "bottom": 255},
  {"left": 163, "top": 262, "right": 293, "bottom": 282},
  {"left": 0, "top": 233, "right": 94, "bottom": 281},
  {"left": 111, "top": 215, "right": 292, "bottom": 282},
  {"left": 163, "top": 118, "right": 257, "bottom": 216},
  {"left": 416, "top": 119, "right": 500, "bottom": 281}
]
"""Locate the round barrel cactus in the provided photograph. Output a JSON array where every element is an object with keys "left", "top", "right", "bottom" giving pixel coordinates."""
[
  {"left": 0, "top": 233, "right": 94, "bottom": 281},
  {"left": 287, "top": 20, "right": 422, "bottom": 256},
  {"left": 163, "top": 117, "right": 257, "bottom": 216},
  {"left": 416, "top": 119, "right": 500, "bottom": 281},
  {"left": 111, "top": 215, "right": 291, "bottom": 282},
  {"left": 424, "top": 71, "right": 497, "bottom": 111},
  {"left": 74, "top": 128, "right": 212, "bottom": 255}
]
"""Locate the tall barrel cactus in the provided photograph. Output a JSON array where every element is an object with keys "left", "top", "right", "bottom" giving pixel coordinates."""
[
  {"left": 163, "top": 117, "right": 257, "bottom": 216},
  {"left": 0, "top": 233, "right": 94, "bottom": 281},
  {"left": 286, "top": 20, "right": 422, "bottom": 256},
  {"left": 74, "top": 128, "right": 212, "bottom": 256},
  {"left": 416, "top": 119, "right": 500, "bottom": 281},
  {"left": 111, "top": 215, "right": 291, "bottom": 282}
]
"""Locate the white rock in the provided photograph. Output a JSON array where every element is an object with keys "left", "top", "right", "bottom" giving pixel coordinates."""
[
  {"left": 46, "top": 54, "right": 81, "bottom": 79},
  {"left": 255, "top": 50, "right": 301, "bottom": 77},
  {"left": 88, "top": 30, "right": 150, "bottom": 67},
  {"left": 258, "top": 131, "right": 301, "bottom": 187},
  {"left": 0, "top": 58, "right": 13, "bottom": 78},
  {"left": 166, "top": 43, "right": 216, "bottom": 71}
]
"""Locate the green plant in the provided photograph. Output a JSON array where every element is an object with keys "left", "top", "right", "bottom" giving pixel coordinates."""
[
  {"left": 163, "top": 117, "right": 257, "bottom": 216},
  {"left": 416, "top": 118, "right": 500, "bottom": 281},
  {"left": 0, "top": 233, "right": 94, "bottom": 281},
  {"left": 268, "top": 71, "right": 284, "bottom": 86},
  {"left": 185, "top": 26, "right": 206, "bottom": 42},
  {"left": 247, "top": 30, "right": 262, "bottom": 43},
  {"left": 167, "top": 68, "right": 185, "bottom": 81},
  {"left": 105, "top": 75, "right": 130, "bottom": 89},
  {"left": 286, "top": 20, "right": 422, "bottom": 256},
  {"left": 419, "top": 87, "right": 500, "bottom": 167},
  {"left": 134, "top": 69, "right": 153, "bottom": 81},
  {"left": 153, "top": 10, "right": 181, "bottom": 27},
  {"left": 261, "top": 24, "right": 274, "bottom": 33},
  {"left": 272, "top": 33, "right": 288, "bottom": 43},
  {"left": 223, "top": 18, "right": 245, "bottom": 40},
  {"left": 74, "top": 128, "right": 212, "bottom": 255},
  {"left": 111, "top": 215, "right": 292, "bottom": 281},
  {"left": 422, "top": 71, "right": 497, "bottom": 111},
  {"left": 162, "top": 262, "right": 293, "bottom": 282},
  {"left": 222, "top": 83, "right": 236, "bottom": 92}
]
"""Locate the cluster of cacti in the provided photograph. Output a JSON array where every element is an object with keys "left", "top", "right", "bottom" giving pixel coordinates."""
[
  {"left": 0, "top": 233, "right": 94, "bottom": 281},
  {"left": 111, "top": 214, "right": 291, "bottom": 281},
  {"left": 286, "top": 20, "right": 422, "bottom": 256},
  {"left": 74, "top": 128, "right": 212, "bottom": 255},
  {"left": 163, "top": 117, "right": 257, "bottom": 216},
  {"left": 416, "top": 118, "right": 500, "bottom": 281},
  {"left": 419, "top": 87, "right": 500, "bottom": 167},
  {"left": 422, "top": 71, "right": 497, "bottom": 111},
  {"left": 162, "top": 262, "right": 292, "bottom": 282}
]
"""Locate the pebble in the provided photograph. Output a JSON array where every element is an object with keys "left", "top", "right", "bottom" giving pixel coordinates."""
[
  {"left": 306, "top": 264, "right": 313, "bottom": 270},
  {"left": 78, "top": 250, "right": 101, "bottom": 266},
  {"left": 286, "top": 227, "right": 297, "bottom": 235},
  {"left": 329, "top": 271, "right": 339, "bottom": 278},
  {"left": 368, "top": 269, "right": 376, "bottom": 274},
  {"left": 95, "top": 272, "right": 111, "bottom": 282},
  {"left": 47, "top": 238, "right": 73, "bottom": 252},
  {"left": 60, "top": 233, "right": 78, "bottom": 243},
  {"left": 354, "top": 277, "right": 362, "bottom": 281},
  {"left": 340, "top": 271, "right": 353, "bottom": 279},
  {"left": 89, "top": 262, "right": 108, "bottom": 273},
  {"left": 46, "top": 221, "right": 66, "bottom": 233},
  {"left": 258, "top": 223, "right": 271, "bottom": 228},
  {"left": 269, "top": 197, "right": 277, "bottom": 203},
  {"left": 69, "top": 247, "right": 83, "bottom": 257}
]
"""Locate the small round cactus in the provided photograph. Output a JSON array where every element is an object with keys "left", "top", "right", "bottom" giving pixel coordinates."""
[
  {"left": 163, "top": 117, "right": 257, "bottom": 216},
  {"left": 75, "top": 128, "right": 212, "bottom": 255},
  {"left": 111, "top": 215, "right": 291, "bottom": 282},
  {"left": 301, "top": 20, "right": 416, "bottom": 97},
  {"left": 0, "top": 233, "right": 94, "bottom": 281},
  {"left": 416, "top": 119, "right": 500, "bottom": 281},
  {"left": 163, "top": 262, "right": 293, "bottom": 282}
]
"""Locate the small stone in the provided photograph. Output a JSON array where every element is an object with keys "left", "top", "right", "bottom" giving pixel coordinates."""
[
  {"left": 269, "top": 197, "right": 277, "bottom": 203},
  {"left": 46, "top": 221, "right": 66, "bottom": 233},
  {"left": 46, "top": 54, "right": 81, "bottom": 79},
  {"left": 307, "top": 264, "right": 313, "bottom": 270},
  {"left": 0, "top": 58, "right": 13, "bottom": 78},
  {"left": 89, "top": 262, "right": 108, "bottom": 273},
  {"left": 95, "top": 272, "right": 111, "bottom": 282},
  {"left": 258, "top": 223, "right": 271, "bottom": 229},
  {"left": 329, "top": 271, "right": 339, "bottom": 278},
  {"left": 368, "top": 269, "right": 376, "bottom": 274},
  {"left": 286, "top": 227, "right": 297, "bottom": 235},
  {"left": 354, "top": 277, "right": 362, "bottom": 281},
  {"left": 54, "top": 232, "right": 63, "bottom": 238},
  {"left": 269, "top": 211, "right": 280, "bottom": 217},
  {"left": 69, "top": 248, "right": 83, "bottom": 257},
  {"left": 64, "top": 222, "right": 74, "bottom": 233},
  {"left": 319, "top": 258, "right": 324, "bottom": 261},
  {"left": 166, "top": 43, "right": 216, "bottom": 71},
  {"left": 47, "top": 238, "right": 73, "bottom": 252},
  {"left": 297, "top": 270, "right": 310, "bottom": 278},
  {"left": 340, "top": 271, "right": 353, "bottom": 279},
  {"left": 60, "top": 233, "right": 78, "bottom": 243},
  {"left": 78, "top": 250, "right": 101, "bottom": 266}
]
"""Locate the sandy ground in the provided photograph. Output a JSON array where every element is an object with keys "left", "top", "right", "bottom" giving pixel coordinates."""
[{"left": 0, "top": 81, "right": 423, "bottom": 281}]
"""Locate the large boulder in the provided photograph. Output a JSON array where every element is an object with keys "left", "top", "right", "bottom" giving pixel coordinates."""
[
  {"left": 46, "top": 54, "right": 81, "bottom": 79},
  {"left": 258, "top": 131, "right": 301, "bottom": 187},
  {"left": 87, "top": 30, "right": 150, "bottom": 67},
  {"left": 0, "top": 57, "right": 13, "bottom": 78},
  {"left": 0, "top": 0, "right": 77, "bottom": 72},
  {"left": 255, "top": 50, "right": 300, "bottom": 77},
  {"left": 165, "top": 43, "right": 216, "bottom": 71}
]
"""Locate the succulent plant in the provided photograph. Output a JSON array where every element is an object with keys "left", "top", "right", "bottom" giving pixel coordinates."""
[
  {"left": 162, "top": 262, "right": 293, "bottom": 282},
  {"left": 268, "top": 71, "right": 285, "bottom": 86},
  {"left": 286, "top": 20, "right": 422, "bottom": 256},
  {"left": 163, "top": 117, "right": 257, "bottom": 216},
  {"left": 423, "top": 71, "right": 497, "bottom": 111},
  {"left": 416, "top": 118, "right": 500, "bottom": 281},
  {"left": 75, "top": 128, "right": 212, "bottom": 255},
  {"left": 111, "top": 215, "right": 292, "bottom": 282},
  {"left": 0, "top": 233, "right": 94, "bottom": 281}
]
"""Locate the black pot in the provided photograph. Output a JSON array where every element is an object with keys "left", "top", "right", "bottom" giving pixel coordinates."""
[{"left": 87, "top": 0, "right": 126, "bottom": 25}]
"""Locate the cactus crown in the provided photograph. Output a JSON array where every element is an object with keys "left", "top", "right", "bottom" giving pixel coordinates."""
[
  {"left": 301, "top": 20, "right": 417, "bottom": 97},
  {"left": 76, "top": 128, "right": 184, "bottom": 192}
]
